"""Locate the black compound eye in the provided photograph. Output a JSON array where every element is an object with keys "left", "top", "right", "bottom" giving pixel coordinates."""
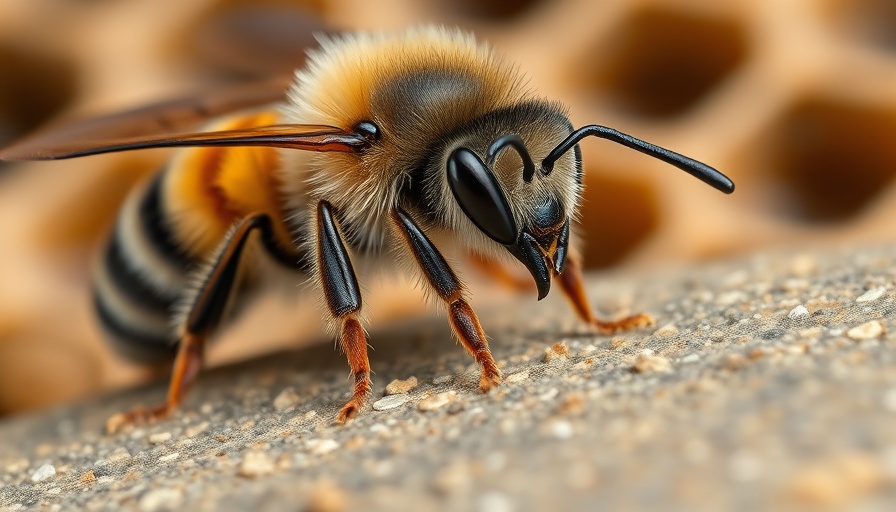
[
  {"left": 353, "top": 120, "right": 381, "bottom": 141},
  {"left": 447, "top": 147, "right": 518, "bottom": 245}
]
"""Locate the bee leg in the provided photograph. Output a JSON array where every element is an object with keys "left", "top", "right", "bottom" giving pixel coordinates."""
[
  {"left": 316, "top": 201, "right": 371, "bottom": 423},
  {"left": 108, "top": 214, "right": 278, "bottom": 434},
  {"left": 555, "top": 250, "right": 654, "bottom": 334},
  {"left": 392, "top": 208, "right": 502, "bottom": 392}
]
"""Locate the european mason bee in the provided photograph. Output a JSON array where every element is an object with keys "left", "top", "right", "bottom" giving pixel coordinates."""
[{"left": 0, "top": 26, "right": 733, "bottom": 430}]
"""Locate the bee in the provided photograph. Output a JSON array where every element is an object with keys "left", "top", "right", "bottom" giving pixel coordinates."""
[{"left": 0, "top": 26, "right": 734, "bottom": 430}]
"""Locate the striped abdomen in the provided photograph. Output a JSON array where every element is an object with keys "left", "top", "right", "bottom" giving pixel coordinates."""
[
  {"left": 93, "top": 173, "right": 194, "bottom": 361},
  {"left": 92, "top": 111, "right": 305, "bottom": 362}
]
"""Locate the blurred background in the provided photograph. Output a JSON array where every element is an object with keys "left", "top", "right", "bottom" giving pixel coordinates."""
[{"left": 1, "top": 0, "right": 895, "bottom": 415}]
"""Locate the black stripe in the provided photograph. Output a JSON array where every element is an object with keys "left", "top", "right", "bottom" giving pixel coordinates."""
[
  {"left": 103, "top": 232, "right": 179, "bottom": 312},
  {"left": 139, "top": 173, "right": 196, "bottom": 271},
  {"left": 93, "top": 293, "right": 177, "bottom": 363}
]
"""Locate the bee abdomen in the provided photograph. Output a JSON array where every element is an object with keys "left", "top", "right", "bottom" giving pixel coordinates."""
[{"left": 93, "top": 174, "right": 195, "bottom": 362}]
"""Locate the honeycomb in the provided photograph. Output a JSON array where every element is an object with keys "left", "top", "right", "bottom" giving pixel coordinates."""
[{"left": 1, "top": 0, "right": 895, "bottom": 413}]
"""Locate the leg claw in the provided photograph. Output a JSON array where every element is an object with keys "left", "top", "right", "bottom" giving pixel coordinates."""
[
  {"left": 479, "top": 367, "right": 502, "bottom": 393},
  {"left": 594, "top": 313, "right": 655, "bottom": 335},
  {"left": 106, "top": 404, "right": 172, "bottom": 435}
]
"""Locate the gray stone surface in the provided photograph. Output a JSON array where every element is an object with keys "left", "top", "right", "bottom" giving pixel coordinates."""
[{"left": 2, "top": 245, "right": 896, "bottom": 511}]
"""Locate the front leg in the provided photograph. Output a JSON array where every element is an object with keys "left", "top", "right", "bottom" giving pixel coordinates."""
[
  {"left": 391, "top": 208, "right": 501, "bottom": 392},
  {"left": 315, "top": 201, "right": 371, "bottom": 423},
  {"left": 556, "top": 250, "right": 654, "bottom": 334}
]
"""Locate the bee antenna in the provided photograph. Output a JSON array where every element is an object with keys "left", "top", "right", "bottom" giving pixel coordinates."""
[
  {"left": 542, "top": 125, "right": 734, "bottom": 194},
  {"left": 486, "top": 134, "right": 537, "bottom": 183}
]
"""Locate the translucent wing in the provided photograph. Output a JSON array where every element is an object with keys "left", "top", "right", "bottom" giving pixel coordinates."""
[{"left": 0, "top": 78, "right": 369, "bottom": 160}]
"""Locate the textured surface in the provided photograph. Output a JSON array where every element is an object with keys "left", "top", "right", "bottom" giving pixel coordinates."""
[{"left": 2, "top": 244, "right": 896, "bottom": 511}]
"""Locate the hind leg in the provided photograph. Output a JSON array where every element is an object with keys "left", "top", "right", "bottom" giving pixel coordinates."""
[
  {"left": 106, "top": 214, "right": 291, "bottom": 433},
  {"left": 555, "top": 250, "right": 654, "bottom": 334}
]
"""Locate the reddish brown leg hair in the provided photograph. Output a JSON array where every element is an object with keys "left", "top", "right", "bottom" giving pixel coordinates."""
[
  {"left": 556, "top": 251, "right": 654, "bottom": 334},
  {"left": 335, "top": 315, "right": 371, "bottom": 423}
]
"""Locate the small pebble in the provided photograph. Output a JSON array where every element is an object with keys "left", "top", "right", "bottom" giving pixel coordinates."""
[
  {"left": 781, "top": 278, "right": 809, "bottom": 292},
  {"left": 846, "top": 320, "right": 885, "bottom": 341},
  {"left": 548, "top": 420, "right": 574, "bottom": 440},
  {"left": 654, "top": 324, "right": 679, "bottom": 337},
  {"left": 882, "top": 388, "right": 896, "bottom": 412},
  {"left": 238, "top": 451, "right": 275, "bottom": 478},
  {"left": 544, "top": 341, "right": 570, "bottom": 362},
  {"left": 557, "top": 392, "right": 585, "bottom": 415},
  {"left": 504, "top": 371, "right": 529, "bottom": 385},
  {"left": 432, "top": 375, "right": 452, "bottom": 385},
  {"left": 31, "top": 464, "right": 56, "bottom": 482},
  {"left": 680, "top": 353, "right": 701, "bottom": 363},
  {"left": 433, "top": 461, "right": 472, "bottom": 495},
  {"left": 385, "top": 376, "right": 418, "bottom": 395},
  {"left": 856, "top": 287, "right": 886, "bottom": 303},
  {"left": 729, "top": 450, "right": 763, "bottom": 482},
  {"left": 783, "top": 452, "right": 883, "bottom": 506},
  {"left": 307, "top": 439, "right": 339, "bottom": 456},
  {"left": 632, "top": 352, "right": 672, "bottom": 373},
  {"left": 138, "top": 488, "right": 184, "bottom": 512},
  {"left": 447, "top": 401, "right": 467, "bottom": 415},
  {"left": 158, "top": 453, "right": 180, "bottom": 463},
  {"left": 418, "top": 391, "right": 456, "bottom": 412},
  {"left": 148, "top": 432, "right": 172, "bottom": 445},
  {"left": 478, "top": 491, "right": 514, "bottom": 512},
  {"left": 273, "top": 387, "right": 301, "bottom": 411},
  {"left": 185, "top": 422, "right": 209, "bottom": 437},
  {"left": 106, "top": 447, "right": 132, "bottom": 463},
  {"left": 788, "top": 305, "right": 809, "bottom": 319},
  {"left": 305, "top": 479, "right": 348, "bottom": 512},
  {"left": 539, "top": 388, "right": 559, "bottom": 401},
  {"left": 722, "top": 353, "right": 750, "bottom": 371},
  {"left": 373, "top": 393, "right": 410, "bottom": 411}
]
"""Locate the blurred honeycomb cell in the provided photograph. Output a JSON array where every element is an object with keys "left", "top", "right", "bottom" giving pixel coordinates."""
[
  {"left": 578, "top": 170, "right": 660, "bottom": 269},
  {"left": 588, "top": 7, "right": 749, "bottom": 118},
  {"left": 180, "top": 0, "right": 329, "bottom": 78},
  {"left": 446, "top": 0, "right": 545, "bottom": 21},
  {"left": 829, "top": 0, "right": 896, "bottom": 52},
  {"left": 772, "top": 97, "right": 896, "bottom": 222},
  {"left": 0, "top": 43, "right": 78, "bottom": 148}
]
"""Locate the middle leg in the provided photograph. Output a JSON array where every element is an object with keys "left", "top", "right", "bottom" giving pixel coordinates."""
[{"left": 391, "top": 208, "right": 501, "bottom": 391}]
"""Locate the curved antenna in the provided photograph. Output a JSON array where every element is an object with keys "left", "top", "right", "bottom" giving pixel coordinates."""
[
  {"left": 486, "top": 134, "right": 537, "bottom": 183},
  {"left": 542, "top": 125, "right": 734, "bottom": 194}
]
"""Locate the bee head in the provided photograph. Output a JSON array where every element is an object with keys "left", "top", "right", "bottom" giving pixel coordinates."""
[{"left": 446, "top": 135, "right": 573, "bottom": 301}]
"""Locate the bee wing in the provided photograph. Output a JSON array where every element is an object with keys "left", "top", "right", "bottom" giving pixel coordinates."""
[{"left": 0, "top": 78, "right": 368, "bottom": 160}]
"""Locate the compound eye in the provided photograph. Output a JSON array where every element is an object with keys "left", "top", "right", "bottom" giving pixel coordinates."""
[
  {"left": 447, "top": 147, "right": 518, "bottom": 245},
  {"left": 353, "top": 120, "right": 381, "bottom": 141}
]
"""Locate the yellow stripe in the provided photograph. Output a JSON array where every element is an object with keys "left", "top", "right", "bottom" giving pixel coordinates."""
[{"left": 163, "top": 111, "right": 287, "bottom": 259}]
